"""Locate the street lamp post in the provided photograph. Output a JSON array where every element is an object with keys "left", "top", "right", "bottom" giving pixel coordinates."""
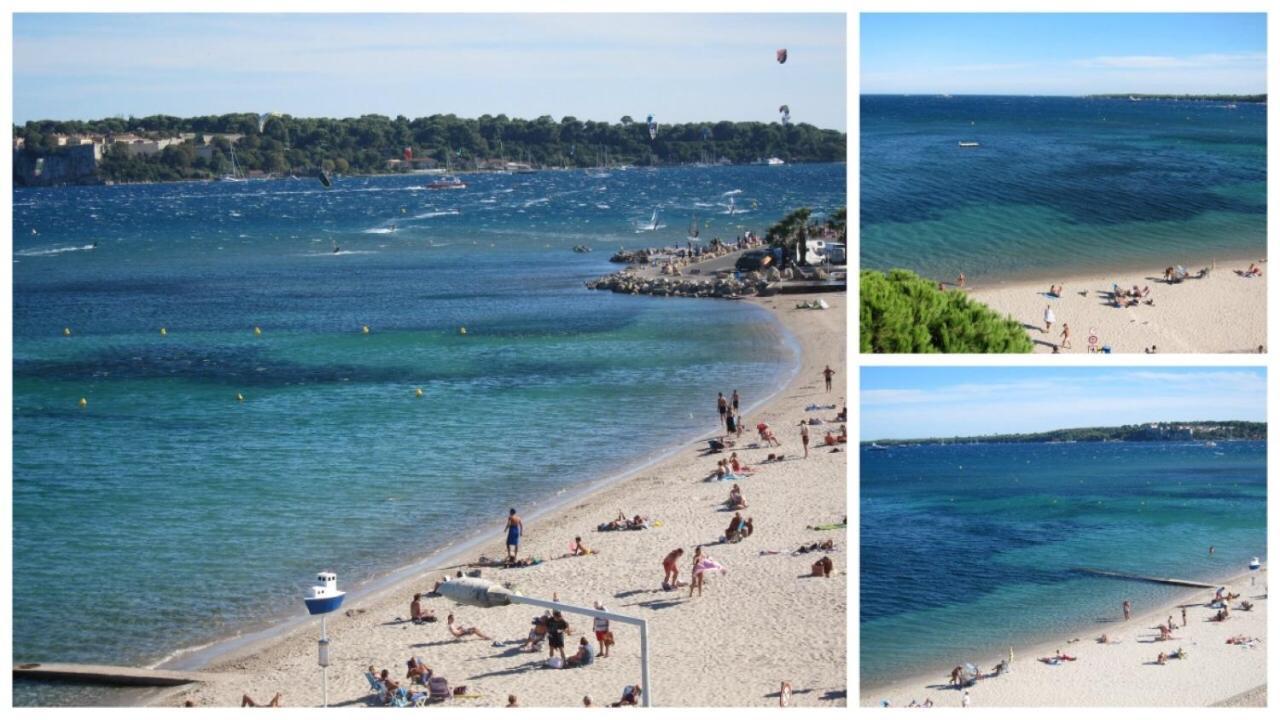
[{"left": 439, "top": 577, "right": 653, "bottom": 707}]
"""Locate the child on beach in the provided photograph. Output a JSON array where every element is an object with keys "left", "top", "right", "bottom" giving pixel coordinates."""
[{"left": 662, "top": 548, "right": 684, "bottom": 590}]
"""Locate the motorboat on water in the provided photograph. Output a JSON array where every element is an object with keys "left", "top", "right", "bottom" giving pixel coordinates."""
[
  {"left": 958, "top": 141, "right": 980, "bottom": 148},
  {"left": 427, "top": 175, "right": 467, "bottom": 190},
  {"left": 868, "top": 443, "right": 889, "bottom": 452},
  {"left": 1249, "top": 557, "right": 1261, "bottom": 571},
  {"left": 765, "top": 157, "right": 785, "bottom": 166}
]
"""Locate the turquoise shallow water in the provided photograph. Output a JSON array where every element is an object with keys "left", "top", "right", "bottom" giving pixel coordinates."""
[
  {"left": 861, "top": 96, "right": 1266, "bottom": 282},
  {"left": 12, "top": 164, "right": 843, "bottom": 703},
  {"left": 860, "top": 440, "right": 1266, "bottom": 689}
]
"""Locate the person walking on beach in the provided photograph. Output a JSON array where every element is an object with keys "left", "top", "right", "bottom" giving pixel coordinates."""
[
  {"left": 1123, "top": 599, "right": 1132, "bottom": 621},
  {"left": 717, "top": 392, "right": 729, "bottom": 428},
  {"left": 1043, "top": 304, "right": 1055, "bottom": 333},
  {"left": 1060, "top": 322, "right": 1072, "bottom": 349},
  {"left": 799, "top": 422, "right": 810, "bottom": 458},
  {"left": 662, "top": 548, "right": 684, "bottom": 590},
  {"left": 822, "top": 365, "right": 835, "bottom": 392},
  {"left": 1182, "top": 607, "right": 1187, "bottom": 626},
  {"left": 546, "top": 610, "right": 569, "bottom": 663},
  {"left": 592, "top": 602, "right": 614, "bottom": 658},
  {"left": 505, "top": 508, "right": 523, "bottom": 563}
]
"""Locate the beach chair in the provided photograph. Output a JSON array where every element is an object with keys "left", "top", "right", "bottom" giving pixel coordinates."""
[
  {"left": 427, "top": 675, "right": 452, "bottom": 703},
  {"left": 363, "top": 671, "right": 390, "bottom": 705}
]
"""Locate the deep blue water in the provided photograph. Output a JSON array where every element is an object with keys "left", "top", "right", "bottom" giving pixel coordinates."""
[
  {"left": 861, "top": 95, "right": 1266, "bottom": 282},
  {"left": 11, "top": 164, "right": 844, "bottom": 700},
  {"left": 860, "top": 440, "right": 1267, "bottom": 688}
]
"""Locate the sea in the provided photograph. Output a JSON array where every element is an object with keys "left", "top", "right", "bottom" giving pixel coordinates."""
[
  {"left": 860, "top": 440, "right": 1267, "bottom": 690},
  {"left": 860, "top": 95, "right": 1267, "bottom": 283},
  {"left": 11, "top": 163, "right": 845, "bottom": 705}
]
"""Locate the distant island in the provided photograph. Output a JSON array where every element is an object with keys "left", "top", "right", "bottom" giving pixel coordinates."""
[
  {"left": 1087, "top": 93, "right": 1266, "bottom": 103},
  {"left": 11, "top": 113, "right": 846, "bottom": 186},
  {"left": 864, "top": 421, "right": 1266, "bottom": 446}
]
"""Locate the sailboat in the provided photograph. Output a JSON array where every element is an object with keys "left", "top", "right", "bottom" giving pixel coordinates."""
[
  {"left": 587, "top": 147, "right": 612, "bottom": 178},
  {"left": 648, "top": 209, "right": 660, "bottom": 231},
  {"left": 221, "top": 145, "right": 246, "bottom": 182},
  {"left": 428, "top": 148, "right": 467, "bottom": 190}
]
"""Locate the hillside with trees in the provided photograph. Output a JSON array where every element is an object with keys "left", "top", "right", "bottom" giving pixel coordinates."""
[
  {"left": 864, "top": 421, "right": 1266, "bottom": 446},
  {"left": 14, "top": 112, "right": 846, "bottom": 185}
]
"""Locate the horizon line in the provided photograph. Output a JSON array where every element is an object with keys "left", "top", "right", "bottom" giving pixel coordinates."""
[{"left": 863, "top": 419, "right": 1265, "bottom": 444}]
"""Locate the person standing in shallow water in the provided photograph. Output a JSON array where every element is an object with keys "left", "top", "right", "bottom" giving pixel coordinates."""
[
  {"left": 731, "top": 389, "right": 740, "bottom": 415},
  {"left": 717, "top": 392, "right": 729, "bottom": 428},
  {"left": 505, "top": 508, "right": 523, "bottom": 563},
  {"left": 1123, "top": 599, "right": 1132, "bottom": 621}
]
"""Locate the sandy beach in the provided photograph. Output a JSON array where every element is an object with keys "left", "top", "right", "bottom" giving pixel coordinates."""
[
  {"left": 967, "top": 259, "right": 1267, "bottom": 353},
  {"left": 861, "top": 570, "right": 1267, "bottom": 707},
  {"left": 148, "top": 291, "right": 847, "bottom": 708}
]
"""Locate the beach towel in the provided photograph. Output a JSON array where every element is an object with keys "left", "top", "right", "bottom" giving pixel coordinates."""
[{"left": 693, "top": 557, "right": 726, "bottom": 576}]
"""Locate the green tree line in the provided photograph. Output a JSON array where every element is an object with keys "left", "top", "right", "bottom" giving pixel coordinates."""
[
  {"left": 864, "top": 421, "right": 1266, "bottom": 446},
  {"left": 15, "top": 113, "right": 846, "bottom": 184},
  {"left": 861, "top": 269, "right": 1033, "bottom": 353}
]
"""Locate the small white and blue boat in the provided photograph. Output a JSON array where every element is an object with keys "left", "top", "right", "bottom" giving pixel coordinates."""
[
  {"left": 1249, "top": 557, "right": 1261, "bottom": 571},
  {"left": 304, "top": 572, "right": 346, "bottom": 615}
]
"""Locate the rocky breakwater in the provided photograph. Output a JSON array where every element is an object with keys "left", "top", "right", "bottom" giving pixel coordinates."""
[{"left": 586, "top": 267, "right": 781, "bottom": 299}]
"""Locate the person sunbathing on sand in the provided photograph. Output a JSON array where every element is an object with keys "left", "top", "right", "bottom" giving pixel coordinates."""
[
  {"left": 729, "top": 452, "right": 755, "bottom": 474},
  {"left": 811, "top": 555, "right": 834, "bottom": 577},
  {"left": 611, "top": 684, "right": 643, "bottom": 706},
  {"left": 727, "top": 484, "right": 747, "bottom": 509},
  {"left": 725, "top": 512, "right": 748, "bottom": 542},
  {"left": 241, "top": 692, "right": 282, "bottom": 707},
  {"left": 757, "top": 422, "right": 782, "bottom": 447},
  {"left": 565, "top": 637, "right": 596, "bottom": 668},
  {"left": 570, "top": 536, "right": 594, "bottom": 556},
  {"left": 406, "top": 657, "right": 432, "bottom": 684},
  {"left": 1243, "top": 262, "right": 1262, "bottom": 277},
  {"left": 1157, "top": 651, "right": 1167, "bottom": 665},
  {"left": 411, "top": 593, "right": 436, "bottom": 624},
  {"left": 447, "top": 613, "right": 491, "bottom": 640}
]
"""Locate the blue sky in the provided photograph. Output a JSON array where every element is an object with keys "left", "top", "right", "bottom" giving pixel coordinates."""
[
  {"left": 862, "top": 13, "right": 1266, "bottom": 95},
  {"left": 13, "top": 13, "right": 846, "bottom": 129},
  {"left": 861, "top": 367, "right": 1266, "bottom": 441}
]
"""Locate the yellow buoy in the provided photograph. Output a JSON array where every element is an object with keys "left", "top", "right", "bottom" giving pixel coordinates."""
[
  {"left": 362, "top": 325, "right": 370, "bottom": 335},
  {"left": 78, "top": 397, "right": 88, "bottom": 408},
  {"left": 415, "top": 387, "right": 424, "bottom": 398},
  {"left": 236, "top": 392, "right": 245, "bottom": 403},
  {"left": 160, "top": 327, "right": 168, "bottom": 336},
  {"left": 63, "top": 327, "right": 72, "bottom": 336},
  {"left": 459, "top": 326, "right": 468, "bottom": 335},
  {"left": 253, "top": 326, "right": 262, "bottom": 336}
]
